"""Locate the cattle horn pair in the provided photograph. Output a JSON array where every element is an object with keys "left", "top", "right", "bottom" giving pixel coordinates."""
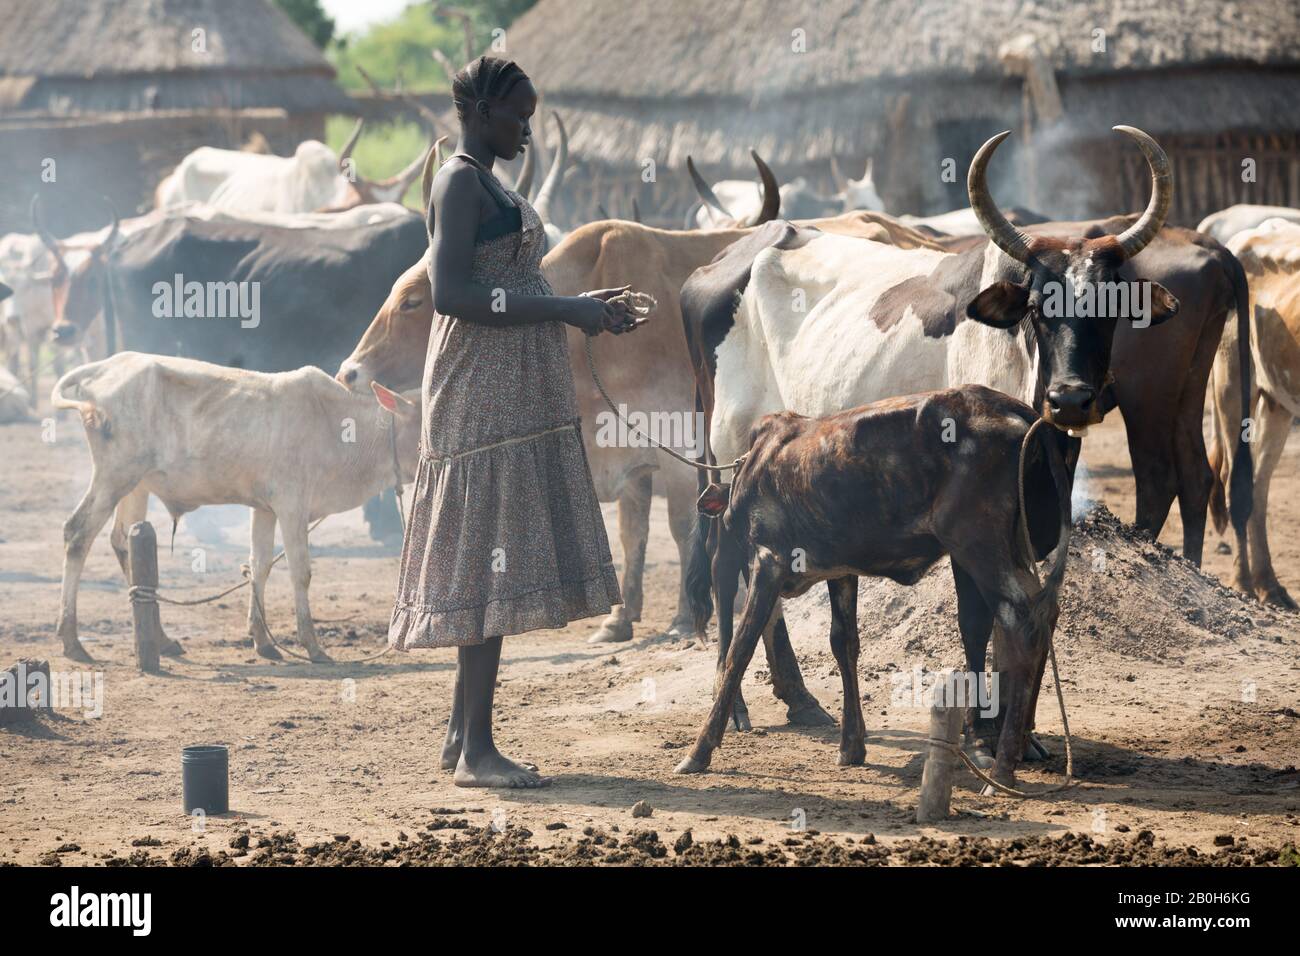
[
  {"left": 687, "top": 149, "right": 780, "bottom": 226},
  {"left": 969, "top": 126, "right": 1171, "bottom": 262},
  {"left": 829, "top": 154, "right": 872, "bottom": 193}
]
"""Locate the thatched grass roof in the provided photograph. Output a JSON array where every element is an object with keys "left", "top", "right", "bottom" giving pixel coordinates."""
[
  {"left": 0, "top": 0, "right": 353, "bottom": 115},
  {"left": 503, "top": 0, "right": 1300, "bottom": 168}
]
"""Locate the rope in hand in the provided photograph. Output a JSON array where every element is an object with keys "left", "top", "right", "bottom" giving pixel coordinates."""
[{"left": 584, "top": 290, "right": 746, "bottom": 474}]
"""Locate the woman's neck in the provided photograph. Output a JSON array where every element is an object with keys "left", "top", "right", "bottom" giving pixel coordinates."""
[{"left": 455, "top": 133, "right": 496, "bottom": 170}]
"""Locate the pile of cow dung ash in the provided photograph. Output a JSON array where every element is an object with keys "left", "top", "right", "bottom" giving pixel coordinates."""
[{"left": 782, "top": 504, "right": 1296, "bottom": 672}]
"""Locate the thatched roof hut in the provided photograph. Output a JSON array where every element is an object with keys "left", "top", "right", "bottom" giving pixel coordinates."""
[
  {"left": 0, "top": 0, "right": 354, "bottom": 232},
  {"left": 0, "top": 0, "right": 352, "bottom": 117},
  {"left": 504, "top": 0, "right": 1300, "bottom": 225}
]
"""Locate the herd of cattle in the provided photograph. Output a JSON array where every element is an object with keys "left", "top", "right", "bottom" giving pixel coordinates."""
[{"left": 2, "top": 115, "right": 1298, "bottom": 785}]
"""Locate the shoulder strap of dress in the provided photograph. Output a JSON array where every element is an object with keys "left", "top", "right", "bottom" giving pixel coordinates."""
[{"left": 448, "top": 153, "right": 518, "bottom": 211}]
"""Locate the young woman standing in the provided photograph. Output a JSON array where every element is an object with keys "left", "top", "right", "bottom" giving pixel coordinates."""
[{"left": 388, "top": 56, "right": 639, "bottom": 788}]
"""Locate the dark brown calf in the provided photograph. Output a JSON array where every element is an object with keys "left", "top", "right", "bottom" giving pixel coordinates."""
[{"left": 675, "top": 385, "right": 1072, "bottom": 789}]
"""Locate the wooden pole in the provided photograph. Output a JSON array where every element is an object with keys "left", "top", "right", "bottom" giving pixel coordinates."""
[
  {"left": 917, "top": 701, "right": 963, "bottom": 823},
  {"left": 128, "top": 521, "right": 162, "bottom": 674}
]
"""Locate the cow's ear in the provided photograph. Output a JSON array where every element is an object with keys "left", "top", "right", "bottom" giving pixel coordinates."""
[
  {"left": 967, "top": 281, "right": 1031, "bottom": 329},
  {"left": 1146, "top": 281, "right": 1179, "bottom": 326},
  {"left": 0, "top": 282, "right": 11, "bottom": 304},
  {"left": 697, "top": 483, "right": 730, "bottom": 517},
  {"left": 371, "top": 381, "right": 410, "bottom": 414}
]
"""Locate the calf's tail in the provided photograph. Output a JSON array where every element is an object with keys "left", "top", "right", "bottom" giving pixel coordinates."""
[
  {"left": 1225, "top": 250, "right": 1254, "bottom": 539},
  {"left": 51, "top": 363, "right": 107, "bottom": 433}
]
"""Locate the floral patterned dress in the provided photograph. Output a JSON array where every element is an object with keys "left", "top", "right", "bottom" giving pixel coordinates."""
[{"left": 388, "top": 155, "right": 621, "bottom": 649}]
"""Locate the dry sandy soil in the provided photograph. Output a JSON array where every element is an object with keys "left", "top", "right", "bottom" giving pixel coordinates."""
[{"left": 1, "top": 407, "right": 1297, "bottom": 866}]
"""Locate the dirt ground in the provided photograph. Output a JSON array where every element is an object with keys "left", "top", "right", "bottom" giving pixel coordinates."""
[{"left": 1, "top": 408, "right": 1297, "bottom": 866}]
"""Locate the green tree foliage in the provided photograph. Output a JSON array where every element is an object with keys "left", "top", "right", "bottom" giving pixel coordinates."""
[
  {"left": 329, "top": 1, "right": 539, "bottom": 92},
  {"left": 274, "top": 0, "right": 335, "bottom": 49}
]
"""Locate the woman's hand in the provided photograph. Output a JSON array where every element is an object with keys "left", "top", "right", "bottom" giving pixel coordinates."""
[{"left": 569, "top": 294, "right": 618, "bottom": 336}]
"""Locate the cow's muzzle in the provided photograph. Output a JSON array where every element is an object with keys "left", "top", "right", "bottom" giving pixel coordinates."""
[
  {"left": 1044, "top": 383, "right": 1100, "bottom": 431},
  {"left": 50, "top": 322, "right": 79, "bottom": 345}
]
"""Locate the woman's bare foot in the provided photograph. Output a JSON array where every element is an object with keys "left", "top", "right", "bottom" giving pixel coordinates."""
[{"left": 454, "top": 747, "right": 549, "bottom": 788}]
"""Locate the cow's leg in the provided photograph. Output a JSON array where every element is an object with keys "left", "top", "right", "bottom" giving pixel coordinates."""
[
  {"left": 246, "top": 507, "right": 282, "bottom": 661},
  {"left": 764, "top": 611, "right": 835, "bottom": 726},
  {"left": 985, "top": 567, "right": 1051, "bottom": 790},
  {"left": 676, "top": 551, "right": 782, "bottom": 774},
  {"left": 712, "top": 520, "right": 750, "bottom": 730},
  {"left": 1172, "top": 397, "right": 1214, "bottom": 569},
  {"left": 108, "top": 487, "right": 182, "bottom": 657},
  {"left": 57, "top": 471, "right": 137, "bottom": 662},
  {"left": 278, "top": 510, "right": 331, "bottom": 663},
  {"left": 952, "top": 562, "right": 996, "bottom": 769},
  {"left": 1245, "top": 393, "right": 1295, "bottom": 608},
  {"left": 1122, "top": 408, "right": 1178, "bottom": 545},
  {"left": 589, "top": 467, "right": 652, "bottom": 644},
  {"left": 826, "top": 576, "right": 864, "bottom": 765},
  {"left": 665, "top": 466, "right": 703, "bottom": 637}
]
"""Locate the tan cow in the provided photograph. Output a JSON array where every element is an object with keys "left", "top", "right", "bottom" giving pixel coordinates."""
[
  {"left": 1209, "top": 218, "right": 1300, "bottom": 608},
  {"left": 336, "top": 211, "right": 941, "bottom": 648},
  {"left": 52, "top": 352, "right": 420, "bottom": 663}
]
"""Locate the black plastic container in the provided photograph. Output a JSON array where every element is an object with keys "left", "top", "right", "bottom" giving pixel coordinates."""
[{"left": 182, "top": 745, "right": 229, "bottom": 814}]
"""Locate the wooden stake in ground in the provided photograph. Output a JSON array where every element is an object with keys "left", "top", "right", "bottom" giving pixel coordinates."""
[
  {"left": 917, "top": 702, "right": 963, "bottom": 823},
  {"left": 128, "top": 521, "right": 162, "bottom": 674}
]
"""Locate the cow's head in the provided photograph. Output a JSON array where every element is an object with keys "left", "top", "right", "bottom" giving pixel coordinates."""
[
  {"left": 965, "top": 127, "right": 1177, "bottom": 432},
  {"left": 337, "top": 144, "right": 443, "bottom": 393},
  {"left": 34, "top": 196, "right": 121, "bottom": 347},
  {"left": 338, "top": 253, "right": 435, "bottom": 393},
  {"left": 830, "top": 155, "right": 884, "bottom": 213}
]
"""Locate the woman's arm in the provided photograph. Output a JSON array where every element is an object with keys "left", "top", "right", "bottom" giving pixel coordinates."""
[{"left": 430, "top": 163, "right": 613, "bottom": 333}]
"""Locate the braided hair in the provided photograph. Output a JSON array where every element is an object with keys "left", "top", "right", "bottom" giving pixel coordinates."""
[{"left": 451, "top": 55, "right": 529, "bottom": 123}]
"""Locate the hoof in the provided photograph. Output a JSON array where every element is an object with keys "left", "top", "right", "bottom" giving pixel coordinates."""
[
  {"left": 965, "top": 744, "right": 996, "bottom": 770},
  {"left": 587, "top": 619, "right": 633, "bottom": 644},
  {"left": 63, "top": 642, "right": 95, "bottom": 664},
  {"left": 731, "top": 703, "right": 752, "bottom": 732},
  {"left": 980, "top": 772, "right": 1017, "bottom": 797},
  {"left": 1214, "top": 541, "right": 1231, "bottom": 555},
  {"left": 1260, "top": 587, "right": 1298, "bottom": 611},
  {"left": 158, "top": 637, "right": 184, "bottom": 657},
  {"left": 786, "top": 699, "right": 836, "bottom": 727},
  {"left": 255, "top": 642, "right": 284, "bottom": 662},
  {"left": 1023, "top": 733, "right": 1051, "bottom": 762},
  {"left": 307, "top": 648, "right": 334, "bottom": 664},
  {"left": 666, "top": 615, "right": 703, "bottom": 639},
  {"left": 674, "top": 753, "right": 710, "bottom": 774},
  {"left": 838, "top": 744, "right": 866, "bottom": 766}
]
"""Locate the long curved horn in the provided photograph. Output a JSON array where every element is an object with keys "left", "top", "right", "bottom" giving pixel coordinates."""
[
  {"left": 686, "top": 156, "right": 734, "bottom": 221},
  {"left": 100, "top": 197, "right": 120, "bottom": 252},
  {"left": 1113, "top": 125, "right": 1173, "bottom": 259},
  {"left": 337, "top": 118, "right": 364, "bottom": 171},
  {"left": 533, "top": 112, "right": 568, "bottom": 226},
  {"left": 830, "top": 155, "right": 847, "bottom": 193},
  {"left": 512, "top": 141, "right": 535, "bottom": 196},
  {"left": 30, "top": 195, "right": 67, "bottom": 274},
  {"left": 421, "top": 136, "right": 447, "bottom": 212},
  {"left": 968, "top": 131, "right": 1033, "bottom": 264},
  {"left": 371, "top": 137, "right": 436, "bottom": 202},
  {"left": 746, "top": 149, "right": 780, "bottom": 225}
]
